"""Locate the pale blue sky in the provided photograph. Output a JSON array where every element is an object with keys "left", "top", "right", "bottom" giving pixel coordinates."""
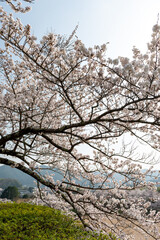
[{"left": 2, "top": 0, "right": 160, "bottom": 58}]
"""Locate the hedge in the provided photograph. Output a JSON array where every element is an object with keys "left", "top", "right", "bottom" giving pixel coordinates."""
[{"left": 0, "top": 202, "right": 118, "bottom": 240}]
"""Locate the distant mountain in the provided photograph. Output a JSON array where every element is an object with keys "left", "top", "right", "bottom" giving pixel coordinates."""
[
  {"left": 0, "top": 178, "right": 22, "bottom": 189},
  {"left": 0, "top": 165, "right": 63, "bottom": 187},
  {"left": 0, "top": 165, "right": 36, "bottom": 187},
  {"left": 0, "top": 164, "right": 159, "bottom": 188}
]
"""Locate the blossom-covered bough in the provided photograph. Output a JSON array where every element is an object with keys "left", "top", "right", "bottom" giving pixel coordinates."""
[
  {"left": 0, "top": 0, "right": 34, "bottom": 12},
  {"left": 0, "top": 1, "right": 160, "bottom": 239}
]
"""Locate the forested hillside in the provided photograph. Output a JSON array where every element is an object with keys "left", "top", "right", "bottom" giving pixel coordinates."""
[{"left": 0, "top": 165, "right": 62, "bottom": 187}]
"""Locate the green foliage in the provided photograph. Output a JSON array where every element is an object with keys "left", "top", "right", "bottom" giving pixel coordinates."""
[
  {"left": 0, "top": 178, "right": 22, "bottom": 189},
  {"left": 1, "top": 186, "right": 19, "bottom": 200},
  {"left": 157, "top": 187, "right": 160, "bottom": 192},
  {"left": 0, "top": 203, "right": 118, "bottom": 240},
  {"left": 22, "top": 194, "right": 30, "bottom": 199}
]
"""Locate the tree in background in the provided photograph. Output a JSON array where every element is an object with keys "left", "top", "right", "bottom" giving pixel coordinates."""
[
  {"left": 0, "top": 1, "right": 160, "bottom": 239},
  {"left": 1, "top": 186, "right": 19, "bottom": 200}
]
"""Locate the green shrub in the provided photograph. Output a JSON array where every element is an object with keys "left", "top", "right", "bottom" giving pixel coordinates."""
[{"left": 0, "top": 202, "right": 118, "bottom": 240}]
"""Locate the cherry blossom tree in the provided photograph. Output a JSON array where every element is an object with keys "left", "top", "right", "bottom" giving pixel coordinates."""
[{"left": 0, "top": 1, "right": 160, "bottom": 239}]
